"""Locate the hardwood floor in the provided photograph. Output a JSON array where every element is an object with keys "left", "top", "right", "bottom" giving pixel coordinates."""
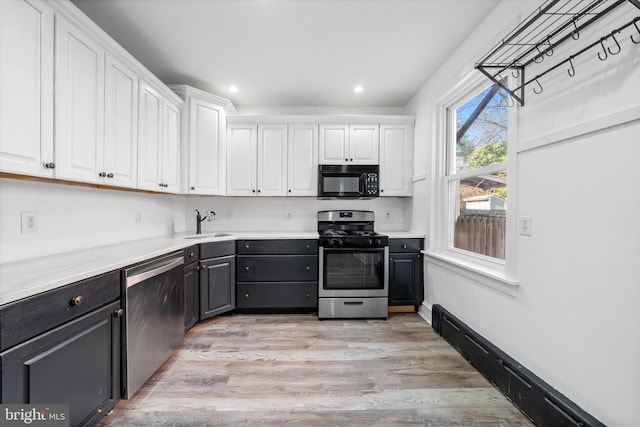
[{"left": 98, "top": 313, "right": 534, "bottom": 426}]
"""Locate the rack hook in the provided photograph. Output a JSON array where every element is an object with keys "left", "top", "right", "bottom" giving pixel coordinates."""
[
  {"left": 506, "top": 94, "right": 515, "bottom": 108},
  {"left": 545, "top": 37, "right": 554, "bottom": 56},
  {"left": 567, "top": 56, "right": 576, "bottom": 77},
  {"left": 597, "top": 39, "right": 608, "bottom": 61},
  {"left": 511, "top": 68, "right": 520, "bottom": 79},
  {"left": 607, "top": 31, "right": 621, "bottom": 55},
  {"left": 631, "top": 19, "right": 640, "bottom": 44},
  {"left": 533, "top": 46, "right": 544, "bottom": 64},
  {"left": 571, "top": 19, "right": 580, "bottom": 40},
  {"left": 532, "top": 78, "right": 543, "bottom": 95}
]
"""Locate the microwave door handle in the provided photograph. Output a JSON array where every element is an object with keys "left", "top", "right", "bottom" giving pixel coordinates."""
[{"left": 359, "top": 173, "right": 367, "bottom": 195}]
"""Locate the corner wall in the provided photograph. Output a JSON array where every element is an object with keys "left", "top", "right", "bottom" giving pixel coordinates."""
[{"left": 405, "top": 1, "right": 640, "bottom": 425}]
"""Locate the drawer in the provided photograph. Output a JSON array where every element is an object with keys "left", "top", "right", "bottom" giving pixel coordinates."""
[
  {"left": 237, "top": 282, "right": 318, "bottom": 308},
  {"left": 389, "top": 238, "right": 424, "bottom": 253},
  {"left": 236, "top": 255, "right": 318, "bottom": 282},
  {"left": 184, "top": 244, "right": 200, "bottom": 265},
  {"left": 200, "top": 241, "right": 235, "bottom": 259},
  {"left": 0, "top": 270, "right": 120, "bottom": 352},
  {"left": 236, "top": 239, "right": 318, "bottom": 255}
]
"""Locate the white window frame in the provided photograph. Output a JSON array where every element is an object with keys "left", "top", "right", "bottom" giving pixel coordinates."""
[{"left": 426, "top": 71, "right": 519, "bottom": 294}]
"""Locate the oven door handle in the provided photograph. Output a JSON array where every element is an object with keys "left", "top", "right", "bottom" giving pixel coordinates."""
[{"left": 320, "top": 247, "right": 386, "bottom": 253}]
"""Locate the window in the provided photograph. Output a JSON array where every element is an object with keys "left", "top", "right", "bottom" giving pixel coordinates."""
[{"left": 446, "top": 83, "right": 508, "bottom": 260}]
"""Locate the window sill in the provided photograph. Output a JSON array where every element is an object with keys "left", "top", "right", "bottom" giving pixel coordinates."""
[{"left": 421, "top": 250, "right": 520, "bottom": 297}]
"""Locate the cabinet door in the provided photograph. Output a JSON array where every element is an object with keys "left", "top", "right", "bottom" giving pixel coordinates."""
[
  {"left": 137, "top": 80, "right": 162, "bottom": 191},
  {"left": 188, "top": 98, "right": 225, "bottom": 195},
  {"left": 288, "top": 124, "right": 318, "bottom": 196},
  {"left": 389, "top": 253, "right": 423, "bottom": 307},
  {"left": 0, "top": 0, "right": 54, "bottom": 177},
  {"left": 380, "top": 124, "right": 413, "bottom": 196},
  {"left": 257, "top": 124, "right": 287, "bottom": 196},
  {"left": 104, "top": 55, "right": 138, "bottom": 188},
  {"left": 55, "top": 15, "right": 105, "bottom": 183},
  {"left": 319, "top": 124, "right": 349, "bottom": 164},
  {"left": 349, "top": 124, "right": 379, "bottom": 164},
  {"left": 227, "top": 124, "right": 257, "bottom": 196},
  {"left": 161, "top": 100, "right": 181, "bottom": 193},
  {"left": 184, "top": 262, "right": 199, "bottom": 332},
  {"left": 1, "top": 301, "right": 121, "bottom": 427},
  {"left": 200, "top": 255, "right": 236, "bottom": 320}
]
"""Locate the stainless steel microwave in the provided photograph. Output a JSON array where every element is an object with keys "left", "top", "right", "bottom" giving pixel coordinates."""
[{"left": 318, "top": 165, "right": 379, "bottom": 198}]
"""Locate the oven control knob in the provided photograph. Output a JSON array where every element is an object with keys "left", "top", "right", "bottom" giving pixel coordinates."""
[
  {"left": 327, "top": 239, "right": 336, "bottom": 247},
  {"left": 367, "top": 238, "right": 373, "bottom": 246},
  {"left": 375, "top": 238, "right": 383, "bottom": 246},
  {"left": 337, "top": 239, "right": 343, "bottom": 247}
]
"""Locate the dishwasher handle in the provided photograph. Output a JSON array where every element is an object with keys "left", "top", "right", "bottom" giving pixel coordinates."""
[{"left": 125, "top": 253, "right": 184, "bottom": 288}]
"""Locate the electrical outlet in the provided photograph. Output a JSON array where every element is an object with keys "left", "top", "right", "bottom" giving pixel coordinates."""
[
  {"left": 21, "top": 211, "right": 39, "bottom": 234},
  {"left": 385, "top": 211, "right": 391, "bottom": 221},
  {"left": 285, "top": 211, "right": 292, "bottom": 220},
  {"left": 519, "top": 215, "right": 533, "bottom": 236},
  {"left": 226, "top": 210, "right": 233, "bottom": 220},
  {"left": 135, "top": 212, "right": 142, "bottom": 223}
]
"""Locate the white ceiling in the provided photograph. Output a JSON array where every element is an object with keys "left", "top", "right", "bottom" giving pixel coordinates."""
[{"left": 71, "top": 0, "right": 500, "bottom": 110}]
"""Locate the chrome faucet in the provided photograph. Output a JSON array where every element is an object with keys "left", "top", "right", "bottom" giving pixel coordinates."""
[{"left": 195, "top": 209, "right": 216, "bottom": 234}]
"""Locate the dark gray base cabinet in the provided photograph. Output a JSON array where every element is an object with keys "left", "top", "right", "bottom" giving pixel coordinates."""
[
  {"left": 1, "top": 301, "right": 121, "bottom": 427},
  {"left": 199, "top": 242, "right": 236, "bottom": 320},
  {"left": 184, "top": 244, "right": 200, "bottom": 332},
  {"left": 389, "top": 238, "right": 424, "bottom": 309},
  {"left": 236, "top": 239, "right": 318, "bottom": 312}
]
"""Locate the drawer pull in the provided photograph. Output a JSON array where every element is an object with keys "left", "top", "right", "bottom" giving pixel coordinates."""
[
  {"left": 402, "top": 244, "right": 408, "bottom": 249},
  {"left": 189, "top": 252, "right": 195, "bottom": 258},
  {"left": 245, "top": 243, "right": 250, "bottom": 249},
  {"left": 114, "top": 308, "right": 124, "bottom": 317},
  {"left": 244, "top": 293, "right": 250, "bottom": 299},
  {"left": 344, "top": 301, "right": 364, "bottom": 306},
  {"left": 305, "top": 266, "right": 311, "bottom": 271},
  {"left": 245, "top": 266, "right": 250, "bottom": 272},
  {"left": 305, "top": 293, "right": 310, "bottom": 298},
  {"left": 70, "top": 295, "right": 84, "bottom": 306}
]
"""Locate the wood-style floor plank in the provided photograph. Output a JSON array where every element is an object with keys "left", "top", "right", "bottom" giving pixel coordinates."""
[{"left": 98, "top": 313, "right": 533, "bottom": 426}]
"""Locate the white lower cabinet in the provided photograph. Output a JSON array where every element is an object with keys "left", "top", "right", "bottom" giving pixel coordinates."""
[
  {"left": 0, "top": 0, "right": 55, "bottom": 178},
  {"left": 137, "top": 80, "right": 181, "bottom": 193},
  {"left": 379, "top": 124, "right": 413, "bottom": 196}
]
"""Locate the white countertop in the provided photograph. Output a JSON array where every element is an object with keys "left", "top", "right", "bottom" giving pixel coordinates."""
[{"left": 0, "top": 230, "right": 424, "bottom": 306}]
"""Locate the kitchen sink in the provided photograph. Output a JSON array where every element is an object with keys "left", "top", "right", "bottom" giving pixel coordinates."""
[{"left": 183, "top": 233, "right": 231, "bottom": 239}]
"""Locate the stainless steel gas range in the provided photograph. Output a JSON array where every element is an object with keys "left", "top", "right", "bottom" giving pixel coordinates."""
[{"left": 317, "top": 210, "right": 388, "bottom": 319}]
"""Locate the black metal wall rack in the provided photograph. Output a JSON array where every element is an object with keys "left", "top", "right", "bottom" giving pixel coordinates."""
[{"left": 475, "top": 0, "right": 640, "bottom": 106}]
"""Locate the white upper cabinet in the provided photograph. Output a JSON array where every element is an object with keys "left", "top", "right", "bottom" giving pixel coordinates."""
[
  {"left": 137, "top": 80, "right": 181, "bottom": 193},
  {"left": 0, "top": 0, "right": 55, "bottom": 177},
  {"left": 226, "top": 124, "right": 287, "bottom": 196},
  {"left": 350, "top": 124, "right": 379, "bottom": 164},
  {"left": 319, "top": 124, "right": 379, "bottom": 165},
  {"left": 170, "top": 85, "right": 233, "bottom": 195},
  {"left": 226, "top": 124, "right": 257, "bottom": 196},
  {"left": 379, "top": 124, "right": 414, "bottom": 196},
  {"left": 55, "top": 14, "right": 105, "bottom": 184},
  {"left": 257, "top": 124, "right": 288, "bottom": 196},
  {"left": 287, "top": 124, "right": 318, "bottom": 196},
  {"left": 104, "top": 55, "right": 138, "bottom": 188}
]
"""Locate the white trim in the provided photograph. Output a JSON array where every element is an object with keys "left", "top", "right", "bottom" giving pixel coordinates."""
[
  {"left": 445, "top": 162, "right": 506, "bottom": 181},
  {"left": 412, "top": 174, "right": 428, "bottom": 182},
  {"left": 518, "top": 105, "right": 640, "bottom": 153},
  {"left": 422, "top": 250, "right": 520, "bottom": 296},
  {"left": 227, "top": 114, "right": 415, "bottom": 125},
  {"left": 417, "top": 303, "right": 432, "bottom": 325}
]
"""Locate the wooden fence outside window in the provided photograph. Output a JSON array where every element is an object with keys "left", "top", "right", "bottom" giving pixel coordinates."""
[{"left": 454, "top": 212, "right": 506, "bottom": 260}]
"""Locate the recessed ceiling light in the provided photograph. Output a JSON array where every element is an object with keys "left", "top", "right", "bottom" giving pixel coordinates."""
[
  {"left": 353, "top": 85, "right": 364, "bottom": 93},
  {"left": 229, "top": 86, "right": 239, "bottom": 93}
]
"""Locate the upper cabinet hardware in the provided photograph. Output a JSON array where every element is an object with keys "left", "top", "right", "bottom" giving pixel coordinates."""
[{"left": 475, "top": 0, "right": 640, "bottom": 106}]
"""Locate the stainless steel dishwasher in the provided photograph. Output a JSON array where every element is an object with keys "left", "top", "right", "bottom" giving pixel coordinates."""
[{"left": 122, "top": 252, "right": 184, "bottom": 398}]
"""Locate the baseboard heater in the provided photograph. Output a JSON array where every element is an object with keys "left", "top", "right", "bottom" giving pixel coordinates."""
[{"left": 432, "top": 305, "right": 604, "bottom": 427}]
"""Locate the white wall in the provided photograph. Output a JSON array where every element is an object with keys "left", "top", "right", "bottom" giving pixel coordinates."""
[
  {"left": 0, "top": 178, "right": 186, "bottom": 264},
  {"left": 406, "top": 1, "right": 640, "bottom": 426},
  {"left": 184, "top": 195, "right": 408, "bottom": 234}
]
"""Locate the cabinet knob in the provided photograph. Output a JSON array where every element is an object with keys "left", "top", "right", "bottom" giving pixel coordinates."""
[
  {"left": 288, "top": 189, "right": 292, "bottom": 193},
  {"left": 245, "top": 266, "right": 250, "bottom": 272},
  {"left": 306, "top": 244, "right": 310, "bottom": 249},
  {"left": 350, "top": 158, "right": 353, "bottom": 161},
  {"left": 191, "top": 186, "right": 195, "bottom": 190},
  {"left": 380, "top": 189, "right": 384, "bottom": 193},
  {"left": 107, "top": 173, "right": 114, "bottom": 178},
  {"left": 344, "top": 158, "right": 348, "bottom": 162},
  {"left": 305, "top": 266, "right": 311, "bottom": 271},
  {"left": 189, "top": 252, "right": 195, "bottom": 258},
  {"left": 43, "top": 162, "right": 55, "bottom": 169},
  {"left": 402, "top": 244, "right": 408, "bottom": 249},
  {"left": 244, "top": 293, "right": 250, "bottom": 299},
  {"left": 252, "top": 189, "right": 256, "bottom": 193},
  {"left": 70, "top": 295, "right": 84, "bottom": 306},
  {"left": 245, "top": 244, "right": 250, "bottom": 249},
  {"left": 114, "top": 308, "right": 124, "bottom": 317},
  {"left": 305, "top": 293, "right": 310, "bottom": 298},
  {"left": 257, "top": 189, "right": 261, "bottom": 193},
  {"left": 99, "top": 172, "right": 107, "bottom": 178}
]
